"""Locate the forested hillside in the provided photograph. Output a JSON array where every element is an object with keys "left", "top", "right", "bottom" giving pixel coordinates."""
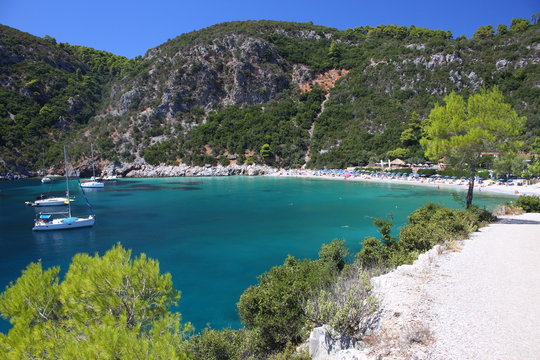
[{"left": 1, "top": 18, "right": 539, "bottom": 175}]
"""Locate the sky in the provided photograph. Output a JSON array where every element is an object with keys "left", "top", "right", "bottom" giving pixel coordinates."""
[{"left": 1, "top": 0, "right": 537, "bottom": 59}]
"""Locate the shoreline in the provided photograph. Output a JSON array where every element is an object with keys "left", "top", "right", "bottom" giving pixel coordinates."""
[
  {"left": 4, "top": 164, "right": 540, "bottom": 198},
  {"left": 268, "top": 171, "right": 540, "bottom": 198}
]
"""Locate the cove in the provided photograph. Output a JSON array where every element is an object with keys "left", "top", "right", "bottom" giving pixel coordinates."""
[{"left": 0, "top": 176, "right": 512, "bottom": 332}]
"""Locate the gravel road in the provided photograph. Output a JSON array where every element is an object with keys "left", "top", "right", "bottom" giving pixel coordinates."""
[{"left": 371, "top": 213, "right": 540, "bottom": 360}]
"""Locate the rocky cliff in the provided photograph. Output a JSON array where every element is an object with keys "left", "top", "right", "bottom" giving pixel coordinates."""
[{"left": 1, "top": 20, "right": 539, "bottom": 176}]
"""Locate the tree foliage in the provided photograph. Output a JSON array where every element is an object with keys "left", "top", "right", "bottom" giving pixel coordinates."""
[
  {"left": 237, "top": 240, "right": 348, "bottom": 353},
  {"left": 0, "top": 244, "right": 190, "bottom": 359},
  {"left": 421, "top": 87, "right": 526, "bottom": 207}
]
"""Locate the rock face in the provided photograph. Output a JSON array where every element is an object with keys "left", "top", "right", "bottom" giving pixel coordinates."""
[
  {"left": 102, "top": 33, "right": 293, "bottom": 125},
  {"left": 102, "top": 163, "right": 278, "bottom": 178},
  {"left": 309, "top": 326, "right": 370, "bottom": 360}
]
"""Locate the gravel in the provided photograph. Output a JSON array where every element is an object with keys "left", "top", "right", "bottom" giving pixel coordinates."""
[{"left": 370, "top": 213, "right": 540, "bottom": 360}]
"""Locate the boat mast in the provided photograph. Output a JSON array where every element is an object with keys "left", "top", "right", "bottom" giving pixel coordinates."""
[
  {"left": 91, "top": 144, "right": 95, "bottom": 178},
  {"left": 63, "top": 146, "right": 72, "bottom": 218},
  {"left": 42, "top": 149, "right": 45, "bottom": 176}
]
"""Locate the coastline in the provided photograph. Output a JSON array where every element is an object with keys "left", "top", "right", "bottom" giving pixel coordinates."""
[
  {"left": 268, "top": 170, "right": 540, "bottom": 198},
  {"left": 4, "top": 162, "right": 540, "bottom": 199}
]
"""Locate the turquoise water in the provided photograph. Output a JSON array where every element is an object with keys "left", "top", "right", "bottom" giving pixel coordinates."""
[{"left": 0, "top": 176, "right": 512, "bottom": 332}]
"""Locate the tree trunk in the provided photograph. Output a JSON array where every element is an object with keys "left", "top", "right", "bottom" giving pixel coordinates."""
[{"left": 466, "top": 166, "right": 476, "bottom": 209}]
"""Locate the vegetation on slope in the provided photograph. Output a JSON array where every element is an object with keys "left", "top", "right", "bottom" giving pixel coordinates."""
[{"left": 1, "top": 17, "right": 539, "bottom": 174}]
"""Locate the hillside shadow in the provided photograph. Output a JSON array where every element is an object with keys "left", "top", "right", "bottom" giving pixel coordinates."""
[{"left": 496, "top": 218, "right": 540, "bottom": 225}]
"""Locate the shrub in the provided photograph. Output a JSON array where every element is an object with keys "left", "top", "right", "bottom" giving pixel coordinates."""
[
  {"left": 318, "top": 239, "right": 349, "bottom": 271},
  {"left": 186, "top": 328, "right": 259, "bottom": 360},
  {"left": 398, "top": 203, "right": 495, "bottom": 254},
  {"left": 218, "top": 155, "right": 230, "bottom": 166},
  {"left": 237, "top": 241, "right": 347, "bottom": 353},
  {"left": 515, "top": 195, "right": 540, "bottom": 212},
  {"left": 304, "top": 263, "right": 379, "bottom": 339},
  {"left": 356, "top": 236, "right": 388, "bottom": 266}
]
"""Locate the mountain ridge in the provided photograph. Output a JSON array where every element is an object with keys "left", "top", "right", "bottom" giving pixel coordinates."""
[{"left": 1, "top": 19, "right": 538, "bottom": 175}]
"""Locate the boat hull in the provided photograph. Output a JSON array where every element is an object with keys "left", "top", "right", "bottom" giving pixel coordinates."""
[
  {"left": 33, "top": 216, "right": 95, "bottom": 231},
  {"left": 80, "top": 181, "right": 104, "bottom": 188},
  {"left": 29, "top": 197, "right": 71, "bottom": 206}
]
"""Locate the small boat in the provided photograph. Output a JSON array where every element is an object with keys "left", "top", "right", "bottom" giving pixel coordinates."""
[
  {"left": 33, "top": 146, "right": 95, "bottom": 231},
  {"left": 26, "top": 194, "right": 72, "bottom": 207},
  {"left": 80, "top": 180, "right": 104, "bottom": 188},
  {"left": 80, "top": 144, "right": 104, "bottom": 189},
  {"left": 102, "top": 174, "right": 118, "bottom": 181}
]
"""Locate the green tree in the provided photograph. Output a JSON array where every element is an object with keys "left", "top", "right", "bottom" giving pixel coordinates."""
[
  {"left": 328, "top": 41, "right": 342, "bottom": 67},
  {"left": 527, "top": 161, "right": 540, "bottom": 176},
  {"left": 421, "top": 88, "right": 526, "bottom": 208},
  {"left": 473, "top": 25, "right": 495, "bottom": 39},
  {"left": 492, "top": 153, "right": 527, "bottom": 178},
  {"left": 510, "top": 18, "right": 530, "bottom": 32},
  {"left": 0, "top": 244, "right": 190, "bottom": 359},
  {"left": 260, "top": 143, "right": 272, "bottom": 158},
  {"left": 237, "top": 241, "right": 346, "bottom": 353},
  {"left": 387, "top": 147, "right": 411, "bottom": 159},
  {"left": 497, "top": 24, "right": 508, "bottom": 36}
]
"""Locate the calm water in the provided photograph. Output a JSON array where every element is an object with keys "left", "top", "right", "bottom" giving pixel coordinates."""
[{"left": 0, "top": 176, "right": 512, "bottom": 332}]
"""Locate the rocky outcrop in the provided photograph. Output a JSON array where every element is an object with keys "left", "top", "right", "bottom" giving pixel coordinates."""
[
  {"left": 308, "top": 326, "right": 370, "bottom": 360},
  {"left": 103, "top": 163, "right": 278, "bottom": 178},
  {"left": 101, "top": 34, "right": 294, "bottom": 123}
]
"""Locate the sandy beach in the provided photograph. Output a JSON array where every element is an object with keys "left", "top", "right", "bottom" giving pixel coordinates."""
[
  {"left": 370, "top": 212, "right": 540, "bottom": 359},
  {"left": 270, "top": 170, "right": 540, "bottom": 198}
]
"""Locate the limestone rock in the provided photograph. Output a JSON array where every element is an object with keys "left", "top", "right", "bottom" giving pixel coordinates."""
[{"left": 309, "top": 326, "right": 369, "bottom": 360}]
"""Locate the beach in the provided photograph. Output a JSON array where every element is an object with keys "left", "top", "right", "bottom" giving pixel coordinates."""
[{"left": 270, "top": 169, "right": 540, "bottom": 198}]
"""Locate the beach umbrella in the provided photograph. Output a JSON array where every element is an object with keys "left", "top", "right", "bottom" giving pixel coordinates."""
[
  {"left": 507, "top": 179, "right": 513, "bottom": 182},
  {"left": 420, "top": 174, "right": 426, "bottom": 177},
  {"left": 451, "top": 176, "right": 457, "bottom": 179}
]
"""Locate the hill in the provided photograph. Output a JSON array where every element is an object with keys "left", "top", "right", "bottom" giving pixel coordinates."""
[{"left": 1, "top": 19, "right": 539, "bottom": 175}]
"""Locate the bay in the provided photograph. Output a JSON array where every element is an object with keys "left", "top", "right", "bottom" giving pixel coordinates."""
[{"left": 0, "top": 176, "right": 512, "bottom": 332}]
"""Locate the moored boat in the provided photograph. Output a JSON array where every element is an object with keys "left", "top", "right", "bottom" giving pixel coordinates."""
[{"left": 33, "top": 146, "right": 96, "bottom": 231}]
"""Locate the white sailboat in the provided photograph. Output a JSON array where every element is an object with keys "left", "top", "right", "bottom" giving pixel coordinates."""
[
  {"left": 26, "top": 195, "right": 72, "bottom": 207},
  {"left": 80, "top": 144, "right": 104, "bottom": 189},
  {"left": 33, "top": 146, "right": 95, "bottom": 231}
]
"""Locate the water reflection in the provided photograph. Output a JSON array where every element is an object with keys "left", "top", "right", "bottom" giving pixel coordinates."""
[{"left": 33, "top": 227, "right": 97, "bottom": 255}]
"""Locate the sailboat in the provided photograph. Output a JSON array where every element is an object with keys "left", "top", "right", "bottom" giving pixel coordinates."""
[
  {"left": 33, "top": 146, "right": 95, "bottom": 231},
  {"left": 80, "top": 144, "right": 104, "bottom": 188},
  {"left": 40, "top": 150, "right": 51, "bottom": 183}
]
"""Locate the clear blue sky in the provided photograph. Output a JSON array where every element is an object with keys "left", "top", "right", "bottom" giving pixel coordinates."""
[{"left": 1, "top": 0, "right": 537, "bottom": 58}]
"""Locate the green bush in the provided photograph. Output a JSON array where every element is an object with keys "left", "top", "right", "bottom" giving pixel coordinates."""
[
  {"left": 515, "top": 195, "right": 540, "bottom": 212},
  {"left": 304, "top": 263, "right": 378, "bottom": 339},
  {"left": 356, "top": 236, "right": 387, "bottom": 266},
  {"left": 186, "top": 328, "right": 259, "bottom": 360},
  {"left": 398, "top": 203, "right": 494, "bottom": 254},
  {"left": 237, "top": 241, "right": 347, "bottom": 353}
]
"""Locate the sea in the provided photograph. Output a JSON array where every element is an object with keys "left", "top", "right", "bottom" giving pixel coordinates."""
[{"left": 0, "top": 176, "right": 513, "bottom": 333}]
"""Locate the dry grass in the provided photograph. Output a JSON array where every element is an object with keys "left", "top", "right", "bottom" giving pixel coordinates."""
[
  {"left": 363, "top": 321, "right": 434, "bottom": 360},
  {"left": 493, "top": 204, "right": 523, "bottom": 216}
]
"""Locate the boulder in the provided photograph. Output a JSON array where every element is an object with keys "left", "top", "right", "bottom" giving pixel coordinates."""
[{"left": 309, "top": 326, "right": 369, "bottom": 360}]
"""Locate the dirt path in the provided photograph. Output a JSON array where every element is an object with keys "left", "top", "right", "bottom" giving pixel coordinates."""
[{"left": 371, "top": 213, "right": 540, "bottom": 360}]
